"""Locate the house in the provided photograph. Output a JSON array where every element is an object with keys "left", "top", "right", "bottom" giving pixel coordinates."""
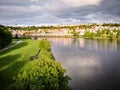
[{"left": 75, "top": 28, "right": 85, "bottom": 35}]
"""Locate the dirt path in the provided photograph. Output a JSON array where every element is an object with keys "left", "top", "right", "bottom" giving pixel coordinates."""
[{"left": 0, "top": 40, "right": 22, "bottom": 53}]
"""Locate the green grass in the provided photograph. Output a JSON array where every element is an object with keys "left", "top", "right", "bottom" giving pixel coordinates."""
[{"left": 0, "top": 39, "right": 39, "bottom": 89}]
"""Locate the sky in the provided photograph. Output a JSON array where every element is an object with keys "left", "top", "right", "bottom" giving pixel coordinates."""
[{"left": 0, "top": 0, "right": 120, "bottom": 26}]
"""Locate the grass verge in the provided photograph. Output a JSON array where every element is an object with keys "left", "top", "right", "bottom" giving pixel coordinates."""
[{"left": 0, "top": 39, "right": 39, "bottom": 89}]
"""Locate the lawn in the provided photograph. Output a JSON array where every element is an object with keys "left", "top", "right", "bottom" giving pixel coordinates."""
[{"left": 0, "top": 39, "right": 39, "bottom": 89}]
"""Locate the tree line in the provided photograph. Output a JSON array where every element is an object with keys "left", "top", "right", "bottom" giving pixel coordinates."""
[
  {"left": 7, "top": 23, "right": 120, "bottom": 31},
  {"left": 84, "top": 29, "right": 120, "bottom": 39}
]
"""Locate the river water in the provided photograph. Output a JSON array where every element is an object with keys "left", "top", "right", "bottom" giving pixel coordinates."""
[{"left": 49, "top": 38, "right": 120, "bottom": 90}]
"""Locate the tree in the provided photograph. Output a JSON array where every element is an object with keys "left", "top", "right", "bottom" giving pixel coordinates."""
[
  {"left": 96, "top": 30, "right": 102, "bottom": 37},
  {"left": 0, "top": 25, "right": 12, "bottom": 49},
  {"left": 117, "top": 30, "right": 120, "bottom": 39},
  {"left": 10, "top": 39, "right": 72, "bottom": 90},
  {"left": 39, "top": 39, "right": 51, "bottom": 51}
]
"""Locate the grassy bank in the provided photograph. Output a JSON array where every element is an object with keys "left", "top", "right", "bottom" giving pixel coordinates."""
[
  {"left": 0, "top": 39, "right": 71, "bottom": 90},
  {"left": 0, "top": 39, "right": 39, "bottom": 89}
]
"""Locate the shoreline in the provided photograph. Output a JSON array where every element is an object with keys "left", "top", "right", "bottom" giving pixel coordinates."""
[{"left": 24, "top": 35, "right": 120, "bottom": 40}]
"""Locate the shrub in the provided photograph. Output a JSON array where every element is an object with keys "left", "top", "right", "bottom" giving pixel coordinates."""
[
  {"left": 10, "top": 58, "right": 71, "bottom": 90},
  {"left": 39, "top": 38, "right": 51, "bottom": 51},
  {"left": 84, "top": 31, "right": 96, "bottom": 38},
  {"left": 116, "top": 30, "right": 120, "bottom": 39}
]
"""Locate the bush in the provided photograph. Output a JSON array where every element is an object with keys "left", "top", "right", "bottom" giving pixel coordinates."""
[
  {"left": 116, "top": 31, "right": 120, "bottom": 39},
  {"left": 84, "top": 31, "right": 96, "bottom": 38},
  {"left": 10, "top": 58, "right": 71, "bottom": 90},
  {"left": 0, "top": 25, "right": 12, "bottom": 49},
  {"left": 39, "top": 38, "right": 51, "bottom": 51},
  {"left": 9, "top": 39, "right": 72, "bottom": 90},
  {"left": 96, "top": 30, "right": 102, "bottom": 37}
]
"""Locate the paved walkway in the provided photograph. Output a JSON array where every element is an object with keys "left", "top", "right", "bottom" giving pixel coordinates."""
[{"left": 0, "top": 40, "right": 22, "bottom": 53}]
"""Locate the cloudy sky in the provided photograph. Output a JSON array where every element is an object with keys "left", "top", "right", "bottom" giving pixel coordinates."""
[{"left": 0, "top": 0, "right": 120, "bottom": 26}]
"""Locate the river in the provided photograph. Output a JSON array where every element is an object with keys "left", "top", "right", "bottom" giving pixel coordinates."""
[{"left": 48, "top": 38, "right": 120, "bottom": 90}]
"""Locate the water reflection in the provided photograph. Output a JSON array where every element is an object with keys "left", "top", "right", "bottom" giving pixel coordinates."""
[
  {"left": 49, "top": 38, "right": 120, "bottom": 90},
  {"left": 49, "top": 38, "right": 118, "bottom": 52}
]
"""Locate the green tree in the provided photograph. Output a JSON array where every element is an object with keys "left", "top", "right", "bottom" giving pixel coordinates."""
[
  {"left": 117, "top": 30, "right": 120, "bottom": 39},
  {"left": 96, "top": 30, "right": 102, "bottom": 37},
  {"left": 10, "top": 39, "right": 72, "bottom": 90},
  {"left": 39, "top": 39, "right": 51, "bottom": 51},
  {"left": 0, "top": 25, "right": 12, "bottom": 49},
  {"left": 109, "top": 31, "right": 117, "bottom": 39}
]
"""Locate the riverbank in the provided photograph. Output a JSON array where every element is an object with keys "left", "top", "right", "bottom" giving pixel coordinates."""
[
  {"left": 25, "top": 34, "right": 120, "bottom": 40},
  {"left": 0, "top": 39, "right": 71, "bottom": 90}
]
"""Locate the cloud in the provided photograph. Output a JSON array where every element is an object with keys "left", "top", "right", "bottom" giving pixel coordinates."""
[
  {"left": 30, "top": 0, "right": 39, "bottom": 2},
  {"left": 0, "top": 0, "right": 120, "bottom": 25},
  {"left": 85, "top": 12, "right": 120, "bottom": 23},
  {"left": 61, "top": 0, "right": 101, "bottom": 7},
  {"left": 99, "top": 0, "right": 120, "bottom": 16}
]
